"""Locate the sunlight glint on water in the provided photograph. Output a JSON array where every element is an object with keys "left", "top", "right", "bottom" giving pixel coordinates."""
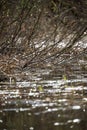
[{"left": 0, "top": 63, "right": 87, "bottom": 130}]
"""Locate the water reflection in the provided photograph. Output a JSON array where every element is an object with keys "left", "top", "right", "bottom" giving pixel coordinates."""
[
  {"left": 0, "top": 90, "right": 87, "bottom": 130},
  {"left": 0, "top": 106, "right": 87, "bottom": 130},
  {"left": 0, "top": 62, "right": 87, "bottom": 130}
]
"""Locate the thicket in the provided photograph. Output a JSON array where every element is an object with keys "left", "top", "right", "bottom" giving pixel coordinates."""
[{"left": 0, "top": 0, "right": 87, "bottom": 72}]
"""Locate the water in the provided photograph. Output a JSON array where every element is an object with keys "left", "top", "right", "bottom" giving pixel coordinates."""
[{"left": 0, "top": 61, "right": 87, "bottom": 130}]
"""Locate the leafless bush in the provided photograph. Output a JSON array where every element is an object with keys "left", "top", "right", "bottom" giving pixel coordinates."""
[{"left": 0, "top": 0, "right": 87, "bottom": 71}]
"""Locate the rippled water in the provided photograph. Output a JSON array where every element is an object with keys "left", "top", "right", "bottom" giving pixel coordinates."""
[{"left": 0, "top": 60, "right": 87, "bottom": 130}]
